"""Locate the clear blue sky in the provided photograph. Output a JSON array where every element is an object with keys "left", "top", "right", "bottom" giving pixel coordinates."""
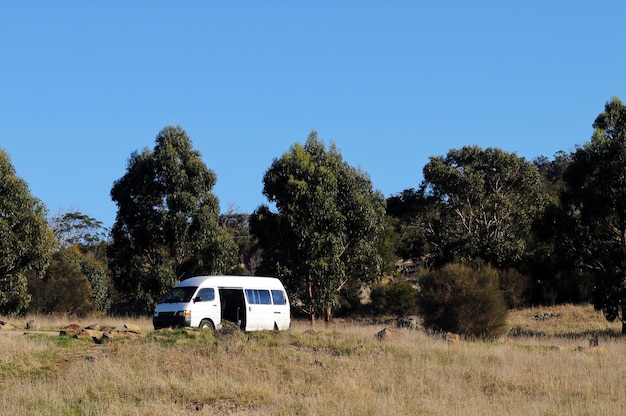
[{"left": 2, "top": 2, "right": 625, "bottom": 229}]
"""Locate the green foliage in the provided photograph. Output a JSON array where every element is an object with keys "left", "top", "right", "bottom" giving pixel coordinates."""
[
  {"left": 220, "top": 210, "right": 258, "bottom": 275},
  {"left": 50, "top": 212, "right": 108, "bottom": 247},
  {"left": 108, "top": 126, "right": 238, "bottom": 313},
  {"left": 521, "top": 151, "right": 596, "bottom": 305},
  {"left": 386, "top": 188, "right": 424, "bottom": 220},
  {"left": 251, "top": 131, "right": 386, "bottom": 321},
  {"left": 379, "top": 216, "right": 401, "bottom": 275},
  {"left": 386, "top": 187, "right": 435, "bottom": 268},
  {"left": 370, "top": 278, "right": 418, "bottom": 316},
  {"left": 78, "top": 252, "right": 111, "bottom": 312},
  {"left": 385, "top": 279, "right": 418, "bottom": 316},
  {"left": 28, "top": 247, "right": 94, "bottom": 316},
  {"left": 417, "top": 263, "right": 509, "bottom": 340},
  {"left": 0, "top": 272, "right": 31, "bottom": 317},
  {"left": 417, "top": 146, "right": 548, "bottom": 268},
  {"left": 533, "top": 152, "right": 572, "bottom": 204},
  {"left": 497, "top": 268, "right": 530, "bottom": 309},
  {"left": 48, "top": 211, "right": 112, "bottom": 312},
  {"left": 0, "top": 149, "right": 55, "bottom": 315},
  {"left": 561, "top": 97, "right": 626, "bottom": 333}
]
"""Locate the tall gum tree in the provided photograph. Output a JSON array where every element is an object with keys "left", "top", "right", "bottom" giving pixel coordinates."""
[
  {"left": 419, "top": 146, "right": 548, "bottom": 268},
  {"left": 108, "top": 126, "right": 238, "bottom": 312},
  {"left": 251, "top": 131, "right": 386, "bottom": 323},
  {"left": 0, "top": 149, "right": 55, "bottom": 315},
  {"left": 46, "top": 212, "right": 111, "bottom": 312},
  {"left": 563, "top": 97, "right": 626, "bottom": 334}
]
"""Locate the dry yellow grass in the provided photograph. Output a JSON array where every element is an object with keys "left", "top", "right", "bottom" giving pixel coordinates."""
[
  {"left": 0, "top": 306, "right": 624, "bottom": 415},
  {"left": 508, "top": 303, "right": 622, "bottom": 337}
]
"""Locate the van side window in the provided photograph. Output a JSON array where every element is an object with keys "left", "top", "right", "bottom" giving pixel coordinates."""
[
  {"left": 271, "top": 290, "right": 286, "bottom": 305},
  {"left": 196, "top": 288, "right": 215, "bottom": 302},
  {"left": 245, "top": 289, "right": 272, "bottom": 305}
]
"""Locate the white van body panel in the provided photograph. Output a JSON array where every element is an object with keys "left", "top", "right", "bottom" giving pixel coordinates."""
[{"left": 153, "top": 275, "right": 290, "bottom": 331}]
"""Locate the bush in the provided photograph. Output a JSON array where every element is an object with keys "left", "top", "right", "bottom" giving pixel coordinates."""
[
  {"left": 417, "top": 263, "right": 508, "bottom": 340},
  {"left": 28, "top": 249, "right": 94, "bottom": 316},
  {"left": 369, "top": 278, "right": 418, "bottom": 316},
  {"left": 386, "top": 279, "right": 418, "bottom": 316}
]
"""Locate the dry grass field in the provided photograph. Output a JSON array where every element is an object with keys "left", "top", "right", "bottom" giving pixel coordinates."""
[{"left": 0, "top": 305, "right": 623, "bottom": 416}]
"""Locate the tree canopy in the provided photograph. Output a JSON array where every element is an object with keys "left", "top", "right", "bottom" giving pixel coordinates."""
[
  {"left": 0, "top": 149, "right": 55, "bottom": 315},
  {"left": 108, "top": 126, "right": 238, "bottom": 312},
  {"left": 50, "top": 211, "right": 108, "bottom": 248},
  {"left": 28, "top": 246, "right": 95, "bottom": 316},
  {"left": 39, "top": 211, "right": 112, "bottom": 312},
  {"left": 562, "top": 97, "right": 626, "bottom": 333},
  {"left": 415, "top": 146, "right": 548, "bottom": 268},
  {"left": 251, "top": 131, "right": 386, "bottom": 322}
]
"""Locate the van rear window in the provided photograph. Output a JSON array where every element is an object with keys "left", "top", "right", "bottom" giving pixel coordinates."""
[{"left": 245, "top": 289, "right": 272, "bottom": 305}]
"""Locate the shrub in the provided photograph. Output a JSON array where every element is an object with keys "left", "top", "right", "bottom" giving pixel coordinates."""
[
  {"left": 417, "top": 263, "right": 508, "bottom": 340},
  {"left": 385, "top": 279, "right": 418, "bottom": 316},
  {"left": 369, "top": 278, "right": 418, "bottom": 316},
  {"left": 28, "top": 249, "right": 94, "bottom": 316}
]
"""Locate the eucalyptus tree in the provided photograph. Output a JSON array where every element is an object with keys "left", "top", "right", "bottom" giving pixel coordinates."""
[
  {"left": 43, "top": 212, "right": 111, "bottom": 312},
  {"left": 50, "top": 211, "right": 108, "bottom": 248},
  {"left": 0, "top": 149, "right": 55, "bottom": 315},
  {"left": 108, "top": 126, "right": 238, "bottom": 312},
  {"left": 563, "top": 97, "right": 626, "bottom": 334},
  {"left": 251, "top": 131, "right": 386, "bottom": 322},
  {"left": 28, "top": 246, "right": 95, "bottom": 315},
  {"left": 526, "top": 152, "right": 592, "bottom": 305},
  {"left": 418, "top": 146, "right": 548, "bottom": 269}
]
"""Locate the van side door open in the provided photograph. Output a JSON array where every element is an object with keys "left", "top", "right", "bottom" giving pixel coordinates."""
[{"left": 218, "top": 288, "right": 246, "bottom": 330}]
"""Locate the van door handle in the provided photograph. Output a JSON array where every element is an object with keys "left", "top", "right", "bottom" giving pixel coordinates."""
[{"left": 274, "top": 312, "right": 281, "bottom": 314}]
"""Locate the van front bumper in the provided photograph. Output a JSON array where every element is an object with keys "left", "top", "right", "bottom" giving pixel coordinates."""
[{"left": 153, "top": 313, "right": 191, "bottom": 329}]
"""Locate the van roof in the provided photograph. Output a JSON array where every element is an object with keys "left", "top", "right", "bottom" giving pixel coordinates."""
[{"left": 176, "top": 275, "right": 286, "bottom": 289}]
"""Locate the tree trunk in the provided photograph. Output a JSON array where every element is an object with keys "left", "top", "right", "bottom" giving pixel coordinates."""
[
  {"left": 308, "top": 281, "right": 316, "bottom": 328},
  {"left": 622, "top": 228, "right": 626, "bottom": 336}
]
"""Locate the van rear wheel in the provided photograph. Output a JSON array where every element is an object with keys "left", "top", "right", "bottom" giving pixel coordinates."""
[{"left": 199, "top": 319, "right": 215, "bottom": 330}]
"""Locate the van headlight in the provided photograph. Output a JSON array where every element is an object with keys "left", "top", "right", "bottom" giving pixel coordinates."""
[
  {"left": 176, "top": 310, "right": 191, "bottom": 318},
  {"left": 153, "top": 310, "right": 158, "bottom": 317}
]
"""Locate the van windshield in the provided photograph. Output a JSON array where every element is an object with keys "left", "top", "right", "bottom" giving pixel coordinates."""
[{"left": 159, "top": 286, "right": 197, "bottom": 303}]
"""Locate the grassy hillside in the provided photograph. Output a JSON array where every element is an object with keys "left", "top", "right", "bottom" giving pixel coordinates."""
[{"left": 0, "top": 305, "right": 623, "bottom": 415}]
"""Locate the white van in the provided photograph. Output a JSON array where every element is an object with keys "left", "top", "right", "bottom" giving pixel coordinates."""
[{"left": 152, "top": 275, "right": 290, "bottom": 331}]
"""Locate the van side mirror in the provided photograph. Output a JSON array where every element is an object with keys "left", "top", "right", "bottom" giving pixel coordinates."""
[{"left": 193, "top": 296, "right": 202, "bottom": 303}]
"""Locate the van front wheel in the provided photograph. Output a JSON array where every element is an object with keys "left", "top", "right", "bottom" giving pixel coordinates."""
[{"left": 199, "top": 319, "right": 215, "bottom": 330}]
